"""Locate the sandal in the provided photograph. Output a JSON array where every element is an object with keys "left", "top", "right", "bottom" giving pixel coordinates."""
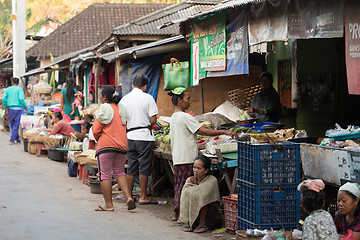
[
  {"left": 172, "top": 212, "right": 179, "bottom": 221},
  {"left": 183, "top": 226, "right": 193, "bottom": 232},
  {"left": 127, "top": 199, "right": 136, "bottom": 211},
  {"left": 95, "top": 206, "right": 114, "bottom": 211},
  {"left": 194, "top": 225, "right": 208, "bottom": 233}
]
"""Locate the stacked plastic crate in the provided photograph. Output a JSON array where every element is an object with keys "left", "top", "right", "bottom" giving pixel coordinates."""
[{"left": 237, "top": 141, "right": 301, "bottom": 230}]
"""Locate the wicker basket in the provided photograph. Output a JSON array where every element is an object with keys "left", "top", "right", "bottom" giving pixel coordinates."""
[
  {"left": 23, "top": 132, "right": 38, "bottom": 140},
  {"left": 28, "top": 135, "right": 49, "bottom": 143},
  {"left": 76, "top": 156, "right": 97, "bottom": 165},
  {"left": 28, "top": 143, "right": 37, "bottom": 154},
  {"left": 228, "top": 84, "right": 261, "bottom": 109}
]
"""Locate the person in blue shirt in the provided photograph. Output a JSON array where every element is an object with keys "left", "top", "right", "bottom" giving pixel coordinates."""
[{"left": 2, "top": 77, "right": 27, "bottom": 144}]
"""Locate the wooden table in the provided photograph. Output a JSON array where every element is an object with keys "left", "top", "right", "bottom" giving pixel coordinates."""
[
  {"left": 151, "top": 148, "right": 174, "bottom": 196},
  {"left": 211, "top": 149, "right": 238, "bottom": 194},
  {"left": 151, "top": 147, "right": 238, "bottom": 196}
]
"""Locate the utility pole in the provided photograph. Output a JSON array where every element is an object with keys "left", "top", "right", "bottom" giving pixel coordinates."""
[{"left": 12, "top": 0, "right": 26, "bottom": 89}]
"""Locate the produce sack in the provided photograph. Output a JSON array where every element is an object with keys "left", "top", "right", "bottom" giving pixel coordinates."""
[{"left": 162, "top": 58, "right": 190, "bottom": 90}]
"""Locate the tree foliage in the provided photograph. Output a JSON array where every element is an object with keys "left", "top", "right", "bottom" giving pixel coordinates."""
[
  {"left": 0, "top": 0, "right": 183, "bottom": 60},
  {"left": 0, "top": 0, "right": 13, "bottom": 59},
  {"left": 0, "top": 0, "right": 32, "bottom": 60}
]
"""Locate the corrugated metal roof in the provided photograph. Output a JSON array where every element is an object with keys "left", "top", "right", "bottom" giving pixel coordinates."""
[
  {"left": 113, "top": 0, "right": 222, "bottom": 37},
  {"left": 21, "top": 45, "right": 98, "bottom": 77},
  {"left": 159, "top": 0, "right": 263, "bottom": 29},
  {"left": 197, "top": 0, "right": 263, "bottom": 15},
  {"left": 100, "top": 35, "right": 185, "bottom": 62},
  {"left": 0, "top": 57, "right": 12, "bottom": 66}
]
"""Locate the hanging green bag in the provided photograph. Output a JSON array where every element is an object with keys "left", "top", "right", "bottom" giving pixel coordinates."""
[{"left": 162, "top": 58, "right": 190, "bottom": 90}]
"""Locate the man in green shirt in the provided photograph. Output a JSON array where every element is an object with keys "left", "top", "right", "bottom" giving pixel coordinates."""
[{"left": 2, "top": 77, "right": 27, "bottom": 144}]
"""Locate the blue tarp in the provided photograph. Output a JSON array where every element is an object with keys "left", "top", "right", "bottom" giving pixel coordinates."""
[{"left": 120, "top": 55, "right": 162, "bottom": 101}]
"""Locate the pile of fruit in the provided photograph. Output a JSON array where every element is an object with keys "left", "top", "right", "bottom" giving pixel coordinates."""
[{"left": 154, "top": 124, "right": 170, "bottom": 144}]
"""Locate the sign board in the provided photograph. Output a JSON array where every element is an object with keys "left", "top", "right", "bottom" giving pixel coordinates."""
[
  {"left": 192, "top": 41, "right": 200, "bottom": 86},
  {"left": 191, "top": 10, "right": 226, "bottom": 83},
  {"left": 208, "top": 8, "right": 249, "bottom": 77},
  {"left": 345, "top": 0, "right": 360, "bottom": 95}
]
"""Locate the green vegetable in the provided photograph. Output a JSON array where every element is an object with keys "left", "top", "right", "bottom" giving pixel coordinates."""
[{"left": 162, "top": 135, "right": 170, "bottom": 144}]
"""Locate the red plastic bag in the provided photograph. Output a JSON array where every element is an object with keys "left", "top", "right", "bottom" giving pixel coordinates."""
[{"left": 342, "top": 230, "right": 356, "bottom": 240}]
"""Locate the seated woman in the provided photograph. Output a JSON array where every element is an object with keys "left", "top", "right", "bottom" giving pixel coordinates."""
[
  {"left": 334, "top": 182, "right": 360, "bottom": 239},
  {"left": 43, "top": 112, "right": 75, "bottom": 136},
  {"left": 298, "top": 179, "right": 339, "bottom": 240},
  {"left": 179, "top": 155, "right": 221, "bottom": 234}
]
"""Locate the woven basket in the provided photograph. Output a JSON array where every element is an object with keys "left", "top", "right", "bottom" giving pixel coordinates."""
[
  {"left": 77, "top": 156, "right": 97, "bottom": 165},
  {"left": 28, "top": 135, "right": 48, "bottom": 143},
  {"left": 28, "top": 143, "right": 37, "bottom": 154},
  {"left": 43, "top": 138, "right": 62, "bottom": 148},
  {"left": 228, "top": 84, "right": 261, "bottom": 109},
  {"left": 82, "top": 108, "right": 97, "bottom": 116},
  {"left": 23, "top": 132, "right": 38, "bottom": 140}
]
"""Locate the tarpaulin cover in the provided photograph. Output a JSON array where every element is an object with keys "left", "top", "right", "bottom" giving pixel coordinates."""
[
  {"left": 345, "top": 0, "right": 360, "bottom": 95},
  {"left": 208, "top": 8, "right": 249, "bottom": 77},
  {"left": 248, "top": 0, "right": 288, "bottom": 45},
  {"left": 120, "top": 55, "right": 162, "bottom": 101},
  {"left": 288, "top": 0, "right": 344, "bottom": 39}
]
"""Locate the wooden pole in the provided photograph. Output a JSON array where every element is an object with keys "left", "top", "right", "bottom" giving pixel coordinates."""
[
  {"left": 115, "top": 59, "right": 122, "bottom": 88},
  {"left": 114, "top": 45, "right": 121, "bottom": 88},
  {"left": 200, "top": 79, "right": 204, "bottom": 114},
  {"left": 94, "top": 58, "right": 102, "bottom": 103}
]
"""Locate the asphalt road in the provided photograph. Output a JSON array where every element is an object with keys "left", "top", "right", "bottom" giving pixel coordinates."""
[{"left": 0, "top": 131, "right": 214, "bottom": 240}]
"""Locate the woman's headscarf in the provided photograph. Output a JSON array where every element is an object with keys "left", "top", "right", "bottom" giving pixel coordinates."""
[
  {"left": 297, "top": 179, "right": 325, "bottom": 192},
  {"left": 339, "top": 182, "right": 360, "bottom": 198}
]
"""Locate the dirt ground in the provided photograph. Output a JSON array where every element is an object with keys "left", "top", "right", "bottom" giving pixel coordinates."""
[{"left": 0, "top": 131, "right": 237, "bottom": 240}]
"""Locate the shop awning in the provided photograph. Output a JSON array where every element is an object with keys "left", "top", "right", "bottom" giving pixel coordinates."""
[
  {"left": 0, "top": 57, "right": 13, "bottom": 69},
  {"left": 98, "top": 35, "right": 188, "bottom": 62},
  {"left": 21, "top": 45, "right": 99, "bottom": 77}
]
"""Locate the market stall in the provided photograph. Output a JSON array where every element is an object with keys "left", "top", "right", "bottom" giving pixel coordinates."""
[{"left": 300, "top": 125, "right": 360, "bottom": 186}]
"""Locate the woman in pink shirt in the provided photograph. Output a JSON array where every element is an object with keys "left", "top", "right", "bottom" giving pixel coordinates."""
[{"left": 43, "top": 112, "right": 75, "bottom": 136}]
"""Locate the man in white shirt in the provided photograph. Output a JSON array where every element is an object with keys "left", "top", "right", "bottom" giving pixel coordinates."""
[{"left": 120, "top": 74, "right": 158, "bottom": 205}]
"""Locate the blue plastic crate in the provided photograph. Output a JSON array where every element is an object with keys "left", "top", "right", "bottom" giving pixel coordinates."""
[
  {"left": 237, "top": 179, "right": 300, "bottom": 230},
  {"left": 238, "top": 141, "right": 300, "bottom": 184},
  {"left": 237, "top": 122, "right": 279, "bottom": 133}
]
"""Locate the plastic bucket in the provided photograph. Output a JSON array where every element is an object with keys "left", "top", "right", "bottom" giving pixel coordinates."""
[
  {"left": 89, "top": 180, "right": 102, "bottom": 194},
  {"left": 23, "top": 140, "right": 28, "bottom": 152},
  {"left": 48, "top": 149, "right": 65, "bottom": 162}
]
